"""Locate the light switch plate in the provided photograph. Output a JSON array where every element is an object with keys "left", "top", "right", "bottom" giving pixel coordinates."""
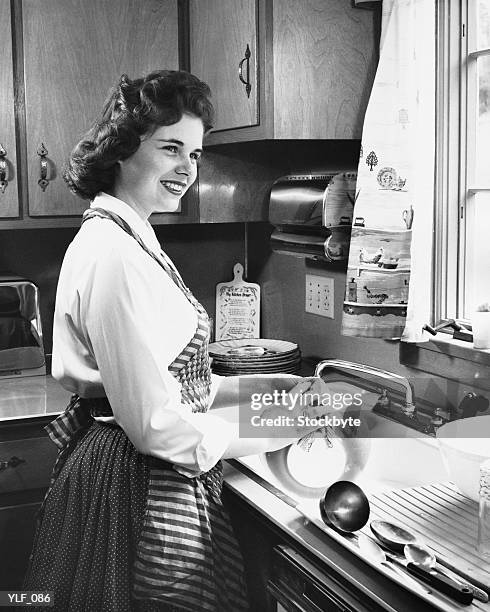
[{"left": 305, "top": 274, "right": 334, "bottom": 318}]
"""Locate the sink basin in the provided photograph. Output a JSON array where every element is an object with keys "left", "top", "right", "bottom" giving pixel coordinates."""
[
  {"left": 436, "top": 415, "right": 490, "bottom": 501},
  {"left": 236, "top": 379, "right": 448, "bottom": 503}
]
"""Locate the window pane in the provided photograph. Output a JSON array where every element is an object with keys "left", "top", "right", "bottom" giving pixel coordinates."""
[
  {"left": 476, "top": 55, "right": 490, "bottom": 184},
  {"left": 478, "top": 0, "right": 490, "bottom": 48},
  {"left": 465, "top": 191, "right": 490, "bottom": 317}
]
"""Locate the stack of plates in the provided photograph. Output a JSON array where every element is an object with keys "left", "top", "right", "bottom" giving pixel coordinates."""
[{"left": 209, "top": 338, "right": 301, "bottom": 376}]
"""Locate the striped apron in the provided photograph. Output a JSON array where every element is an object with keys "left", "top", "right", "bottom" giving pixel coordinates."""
[{"left": 38, "top": 208, "right": 249, "bottom": 611}]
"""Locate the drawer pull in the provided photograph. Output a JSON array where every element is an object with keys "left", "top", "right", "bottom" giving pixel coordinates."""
[
  {"left": 37, "top": 143, "right": 50, "bottom": 191},
  {"left": 0, "top": 456, "right": 26, "bottom": 471},
  {"left": 238, "top": 44, "right": 252, "bottom": 98},
  {"left": 0, "top": 143, "right": 8, "bottom": 194}
]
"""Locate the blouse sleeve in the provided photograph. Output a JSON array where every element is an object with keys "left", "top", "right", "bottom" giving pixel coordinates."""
[{"left": 81, "top": 245, "right": 234, "bottom": 477}]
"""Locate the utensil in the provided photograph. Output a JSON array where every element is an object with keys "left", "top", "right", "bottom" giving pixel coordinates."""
[
  {"left": 320, "top": 480, "right": 370, "bottom": 533},
  {"left": 403, "top": 560, "right": 473, "bottom": 604},
  {"left": 368, "top": 523, "right": 473, "bottom": 604},
  {"left": 370, "top": 519, "right": 418, "bottom": 552},
  {"left": 405, "top": 543, "right": 489, "bottom": 603},
  {"left": 358, "top": 534, "right": 431, "bottom": 596}
]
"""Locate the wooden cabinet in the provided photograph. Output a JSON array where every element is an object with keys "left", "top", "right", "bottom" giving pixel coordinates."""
[
  {"left": 0, "top": 0, "right": 200, "bottom": 228},
  {"left": 0, "top": 0, "right": 20, "bottom": 218},
  {"left": 190, "top": 0, "right": 379, "bottom": 144},
  {"left": 189, "top": 0, "right": 259, "bottom": 132},
  {"left": 23, "top": 0, "right": 179, "bottom": 217}
]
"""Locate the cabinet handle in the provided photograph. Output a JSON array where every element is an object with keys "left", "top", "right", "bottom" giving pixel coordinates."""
[
  {"left": 238, "top": 44, "right": 252, "bottom": 98},
  {"left": 0, "top": 456, "right": 26, "bottom": 471},
  {"left": 37, "top": 143, "right": 50, "bottom": 192},
  {"left": 0, "top": 144, "right": 8, "bottom": 194}
]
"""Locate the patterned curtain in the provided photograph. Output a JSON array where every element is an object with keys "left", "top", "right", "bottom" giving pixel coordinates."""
[{"left": 342, "top": 0, "right": 435, "bottom": 341}]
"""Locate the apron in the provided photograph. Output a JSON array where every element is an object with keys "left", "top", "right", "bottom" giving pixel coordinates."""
[{"left": 42, "top": 207, "right": 249, "bottom": 611}]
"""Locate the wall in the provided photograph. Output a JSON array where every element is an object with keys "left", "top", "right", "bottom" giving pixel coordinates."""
[
  {"left": 244, "top": 141, "right": 490, "bottom": 417},
  {"left": 0, "top": 223, "right": 246, "bottom": 357}
]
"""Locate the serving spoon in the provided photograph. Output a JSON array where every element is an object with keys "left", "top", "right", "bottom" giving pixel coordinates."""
[
  {"left": 358, "top": 533, "right": 432, "bottom": 596},
  {"left": 405, "top": 543, "right": 489, "bottom": 603}
]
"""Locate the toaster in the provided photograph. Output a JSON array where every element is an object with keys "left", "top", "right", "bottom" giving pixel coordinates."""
[{"left": 0, "top": 274, "right": 46, "bottom": 378}]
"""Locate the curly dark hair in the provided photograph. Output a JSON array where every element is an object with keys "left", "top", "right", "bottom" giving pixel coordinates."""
[{"left": 63, "top": 70, "right": 214, "bottom": 200}]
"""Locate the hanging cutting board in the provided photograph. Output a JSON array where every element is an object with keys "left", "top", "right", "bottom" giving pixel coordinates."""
[{"left": 215, "top": 263, "right": 260, "bottom": 340}]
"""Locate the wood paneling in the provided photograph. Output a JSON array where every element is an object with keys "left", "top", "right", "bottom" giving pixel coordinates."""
[
  {"left": 22, "top": 0, "right": 179, "bottom": 216},
  {"left": 189, "top": 0, "right": 258, "bottom": 132},
  {"left": 273, "top": 0, "right": 378, "bottom": 139},
  {"left": 0, "top": 0, "right": 19, "bottom": 218}
]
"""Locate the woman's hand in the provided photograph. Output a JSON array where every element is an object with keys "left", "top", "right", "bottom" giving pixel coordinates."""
[{"left": 260, "top": 377, "right": 337, "bottom": 437}]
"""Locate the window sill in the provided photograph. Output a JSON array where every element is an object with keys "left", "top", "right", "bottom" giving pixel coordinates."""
[
  {"left": 427, "top": 332, "right": 490, "bottom": 364},
  {"left": 399, "top": 333, "right": 490, "bottom": 391}
]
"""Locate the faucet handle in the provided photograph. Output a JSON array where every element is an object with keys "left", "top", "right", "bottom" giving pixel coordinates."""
[{"left": 458, "top": 393, "right": 489, "bottom": 419}]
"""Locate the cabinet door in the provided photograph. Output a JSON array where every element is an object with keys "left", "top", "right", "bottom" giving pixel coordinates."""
[
  {"left": 189, "top": 0, "right": 258, "bottom": 132},
  {"left": 0, "top": 501, "right": 41, "bottom": 589},
  {"left": 22, "top": 0, "right": 179, "bottom": 216},
  {"left": 273, "top": 0, "right": 377, "bottom": 139},
  {"left": 0, "top": 0, "right": 19, "bottom": 218}
]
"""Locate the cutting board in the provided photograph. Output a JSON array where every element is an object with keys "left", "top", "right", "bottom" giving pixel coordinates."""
[{"left": 215, "top": 263, "right": 260, "bottom": 341}]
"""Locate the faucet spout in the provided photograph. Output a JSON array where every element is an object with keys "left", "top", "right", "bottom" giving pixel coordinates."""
[{"left": 314, "top": 359, "right": 416, "bottom": 415}]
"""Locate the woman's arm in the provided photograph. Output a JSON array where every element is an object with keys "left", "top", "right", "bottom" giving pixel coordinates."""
[{"left": 210, "top": 376, "right": 336, "bottom": 459}]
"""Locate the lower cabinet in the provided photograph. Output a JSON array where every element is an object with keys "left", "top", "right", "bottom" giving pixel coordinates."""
[
  {"left": 0, "top": 417, "right": 57, "bottom": 589},
  {"left": 0, "top": 498, "right": 43, "bottom": 589},
  {"left": 223, "top": 487, "right": 383, "bottom": 612}
]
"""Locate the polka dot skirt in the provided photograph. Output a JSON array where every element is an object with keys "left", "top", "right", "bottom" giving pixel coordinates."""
[{"left": 24, "top": 423, "right": 184, "bottom": 611}]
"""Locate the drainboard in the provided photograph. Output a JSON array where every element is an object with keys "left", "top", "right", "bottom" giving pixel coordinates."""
[
  {"left": 298, "top": 481, "right": 490, "bottom": 610},
  {"left": 366, "top": 483, "right": 489, "bottom": 590}
]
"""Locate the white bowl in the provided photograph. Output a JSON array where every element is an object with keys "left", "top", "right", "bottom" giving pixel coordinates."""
[{"left": 436, "top": 415, "right": 490, "bottom": 501}]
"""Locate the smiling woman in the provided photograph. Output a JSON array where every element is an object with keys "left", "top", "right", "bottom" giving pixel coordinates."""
[
  {"left": 21, "top": 70, "right": 252, "bottom": 612},
  {"left": 23, "top": 69, "right": 340, "bottom": 611}
]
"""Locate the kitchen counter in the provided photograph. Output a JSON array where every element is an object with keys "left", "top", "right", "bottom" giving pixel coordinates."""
[
  {"left": 0, "top": 375, "right": 70, "bottom": 421},
  {"left": 223, "top": 460, "right": 490, "bottom": 612}
]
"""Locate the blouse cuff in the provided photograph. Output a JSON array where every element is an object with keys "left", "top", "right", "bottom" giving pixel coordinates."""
[{"left": 174, "top": 411, "right": 235, "bottom": 478}]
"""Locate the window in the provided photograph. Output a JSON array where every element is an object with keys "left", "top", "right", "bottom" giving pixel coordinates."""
[{"left": 435, "top": 0, "right": 490, "bottom": 325}]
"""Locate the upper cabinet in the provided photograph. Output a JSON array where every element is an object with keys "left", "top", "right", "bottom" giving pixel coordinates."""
[
  {"left": 189, "top": 0, "right": 379, "bottom": 144},
  {"left": 0, "top": 0, "right": 19, "bottom": 218},
  {"left": 0, "top": 0, "right": 378, "bottom": 227},
  {"left": 189, "top": 0, "right": 259, "bottom": 133},
  {"left": 23, "top": 0, "right": 180, "bottom": 217},
  {"left": 0, "top": 0, "right": 199, "bottom": 227}
]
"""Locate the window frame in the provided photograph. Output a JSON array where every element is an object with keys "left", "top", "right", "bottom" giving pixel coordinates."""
[{"left": 435, "top": 0, "right": 490, "bottom": 329}]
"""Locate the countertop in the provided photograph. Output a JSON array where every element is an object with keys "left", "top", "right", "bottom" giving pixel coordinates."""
[
  {"left": 0, "top": 374, "right": 70, "bottom": 421},
  {"left": 223, "top": 460, "right": 490, "bottom": 612}
]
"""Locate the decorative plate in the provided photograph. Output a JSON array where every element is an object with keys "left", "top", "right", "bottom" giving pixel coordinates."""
[{"left": 376, "top": 167, "right": 398, "bottom": 189}]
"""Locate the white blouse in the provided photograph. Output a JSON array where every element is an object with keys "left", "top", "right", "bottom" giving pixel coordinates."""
[{"left": 52, "top": 192, "right": 233, "bottom": 477}]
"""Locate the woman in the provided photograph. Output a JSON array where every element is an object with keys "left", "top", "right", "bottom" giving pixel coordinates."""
[{"left": 24, "top": 70, "right": 330, "bottom": 611}]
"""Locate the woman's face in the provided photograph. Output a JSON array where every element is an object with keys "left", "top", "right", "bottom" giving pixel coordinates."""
[{"left": 113, "top": 113, "right": 204, "bottom": 218}]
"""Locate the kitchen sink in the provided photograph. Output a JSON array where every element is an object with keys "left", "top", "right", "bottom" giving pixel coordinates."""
[{"left": 233, "top": 378, "right": 448, "bottom": 505}]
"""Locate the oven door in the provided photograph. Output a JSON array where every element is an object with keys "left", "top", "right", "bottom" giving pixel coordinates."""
[{"left": 267, "top": 545, "right": 375, "bottom": 612}]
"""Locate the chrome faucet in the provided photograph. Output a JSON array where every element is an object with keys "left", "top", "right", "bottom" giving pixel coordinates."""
[{"left": 314, "top": 359, "right": 416, "bottom": 416}]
